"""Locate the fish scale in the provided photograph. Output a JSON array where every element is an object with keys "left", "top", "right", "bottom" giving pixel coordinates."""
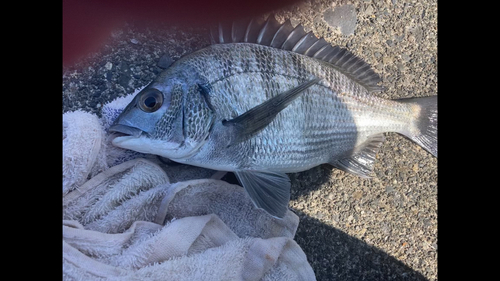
[
  {"left": 110, "top": 16, "right": 437, "bottom": 218},
  {"left": 171, "top": 43, "right": 409, "bottom": 172}
]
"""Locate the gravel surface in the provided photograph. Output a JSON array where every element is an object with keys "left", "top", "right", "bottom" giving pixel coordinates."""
[{"left": 63, "top": 0, "right": 437, "bottom": 280}]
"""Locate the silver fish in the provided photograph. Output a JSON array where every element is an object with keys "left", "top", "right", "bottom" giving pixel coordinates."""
[{"left": 109, "top": 17, "right": 437, "bottom": 218}]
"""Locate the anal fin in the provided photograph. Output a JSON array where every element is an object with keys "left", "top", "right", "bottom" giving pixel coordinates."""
[
  {"left": 234, "top": 170, "right": 290, "bottom": 219},
  {"left": 330, "top": 134, "right": 385, "bottom": 178}
]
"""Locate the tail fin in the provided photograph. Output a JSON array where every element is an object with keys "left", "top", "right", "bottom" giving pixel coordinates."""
[{"left": 398, "top": 96, "right": 437, "bottom": 157}]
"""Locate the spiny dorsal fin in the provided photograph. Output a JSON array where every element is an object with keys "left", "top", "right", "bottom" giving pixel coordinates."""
[{"left": 210, "top": 15, "right": 383, "bottom": 92}]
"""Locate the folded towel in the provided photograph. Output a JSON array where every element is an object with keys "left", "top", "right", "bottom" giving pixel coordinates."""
[
  {"left": 64, "top": 217, "right": 312, "bottom": 281},
  {"left": 63, "top": 159, "right": 314, "bottom": 280},
  {"left": 62, "top": 92, "right": 316, "bottom": 280},
  {"left": 63, "top": 110, "right": 107, "bottom": 196}
]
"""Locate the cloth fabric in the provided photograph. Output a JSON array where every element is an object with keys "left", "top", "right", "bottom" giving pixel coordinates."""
[
  {"left": 63, "top": 110, "right": 107, "bottom": 196},
  {"left": 62, "top": 95, "right": 316, "bottom": 281}
]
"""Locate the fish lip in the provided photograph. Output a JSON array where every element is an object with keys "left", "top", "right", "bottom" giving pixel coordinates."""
[{"left": 108, "top": 124, "right": 144, "bottom": 138}]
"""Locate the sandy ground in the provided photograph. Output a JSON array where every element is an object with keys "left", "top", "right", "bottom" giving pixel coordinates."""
[{"left": 63, "top": 0, "right": 437, "bottom": 280}]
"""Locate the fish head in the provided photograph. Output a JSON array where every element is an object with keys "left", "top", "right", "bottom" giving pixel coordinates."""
[{"left": 109, "top": 73, "right": 215, "bottom": 160}]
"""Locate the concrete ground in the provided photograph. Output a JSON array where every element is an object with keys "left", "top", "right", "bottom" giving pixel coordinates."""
[{"left": 63, "top": 0, "right": 437, "bottom": 280}]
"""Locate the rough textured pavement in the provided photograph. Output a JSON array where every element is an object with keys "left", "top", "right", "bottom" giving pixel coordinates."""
[{"left": 63, "top": 0, "right": 437, "bottom": 280}]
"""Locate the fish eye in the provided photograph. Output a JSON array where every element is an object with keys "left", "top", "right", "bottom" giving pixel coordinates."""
[{"left": 138, "top": 88, "right": 163, "bottom": 112}]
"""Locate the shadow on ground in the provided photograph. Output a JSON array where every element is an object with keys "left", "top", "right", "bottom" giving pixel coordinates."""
[
  {"left": 293, "top": 210, "right": 427, "bottom": 280},
  {"left": 221, "top": 168, "right": 427, "bottom": 281}
]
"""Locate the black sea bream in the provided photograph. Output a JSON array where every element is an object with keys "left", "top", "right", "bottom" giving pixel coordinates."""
[{"left": 110, "top": 17, "right": 437, "bottom": 218}]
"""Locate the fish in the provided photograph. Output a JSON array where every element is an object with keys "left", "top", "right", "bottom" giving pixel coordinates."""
[{"left": 109, "top": 16, "right": 437, "bottom": 218}]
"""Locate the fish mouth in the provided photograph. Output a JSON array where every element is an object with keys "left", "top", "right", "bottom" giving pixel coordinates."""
[{"left": 108, "top": 124, "right": 144, "bottom": 138}]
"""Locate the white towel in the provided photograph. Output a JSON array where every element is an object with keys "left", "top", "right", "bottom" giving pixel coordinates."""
[
  {"left": 63, "top": 110, "right": 107, "bottom": 196},
  {"left": 62, "top": 98, "right": 316, "bottom": 280},
  {"left": 64, "top": 220, "right": 312, "bottom": 281},
  {"left": 63, "top": 158, "right": 314, "bottom": 280}
]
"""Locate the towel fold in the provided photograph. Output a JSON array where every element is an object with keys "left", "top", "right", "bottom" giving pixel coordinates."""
[
  {"left": 62, "top": 99, "right": 316, "bottom": 280},
  {"left": 63, "top": 110, "right": 107, "bottom": 196}
]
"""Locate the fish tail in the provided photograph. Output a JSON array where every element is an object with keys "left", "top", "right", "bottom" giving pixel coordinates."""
[{"left": 398, "top": 96, "right": 437, "bottom": 157}]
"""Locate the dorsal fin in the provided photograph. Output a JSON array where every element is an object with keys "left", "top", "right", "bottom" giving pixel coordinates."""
[{"left": 210, "top": 15, "right": 383, "bottom": 92}]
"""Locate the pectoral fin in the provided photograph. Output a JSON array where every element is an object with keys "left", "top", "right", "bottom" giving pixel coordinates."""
[
  {"left": 222, "top": 77, "right": 320, "bottom": 146},
  {"left": 234, "top": 170, "right": 291, "bottom": 219}
]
